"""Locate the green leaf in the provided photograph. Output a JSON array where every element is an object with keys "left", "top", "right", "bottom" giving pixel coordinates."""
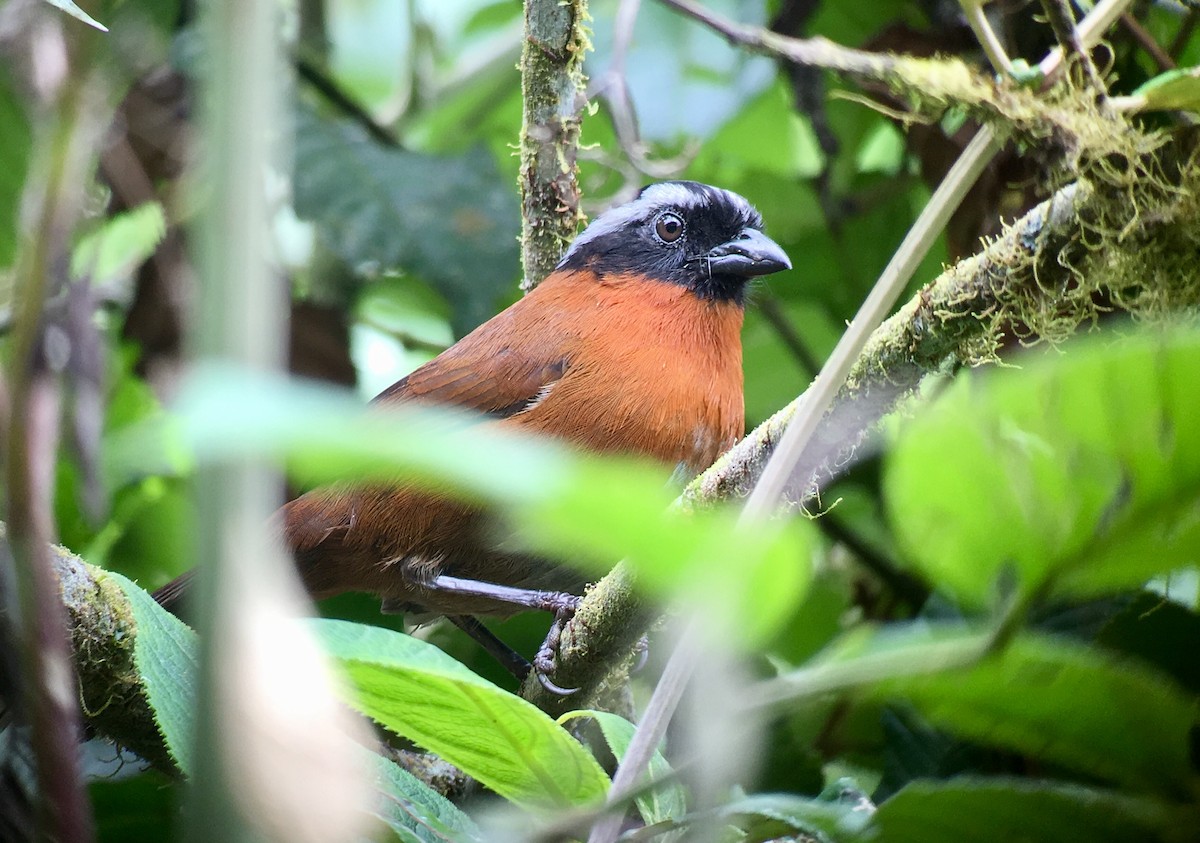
[
  {"left": 885, "top": 332, "right": 1200, "bottom": 609},
  {"left": 715, "top": 792, "right": 871, "bottom": 842},
  {"left": 104, "top": 569, "right": 199, "bottom": 774},
  {"left": 71, "top": 202, "right": 166, "bottom": 287},
  {"left": 868, "top": 628, "right": 1196, "bottom": 796},
  {"left": 360, "top": 747, "right": 481, "bottom": 843},
  {"left": 520, "top": 485, "right": 814, "bottom": 646},
  {"left": 103, "top": 575, "right": 486, "bottom": 837},
  {"left": 313, "top": 619, "right": 610, "bottom": 808},
  {"left": 293, "top": 102, "right": 519, "bottom": 333},
  {"left": 867, "top": 778, "right": 1192, "bottom": 843},
  {"left": 767, "top": 623, "right": 1196, "bottom": 796},
  {"left": 560, "top": 710, "right": 686, "bottom": 830},
  {"left": 1130, "top": 66, "right": 1200, "bottom": 112},
  {"left": 116, "top": 365, "right": 815, "bottom": 644},
  {"left": 40, "top": 0, "right": 108, "bottom": 31}
]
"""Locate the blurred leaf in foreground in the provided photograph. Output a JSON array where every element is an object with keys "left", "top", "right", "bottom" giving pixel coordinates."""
[{"left": 885, "top": 331, "right": 1200, "bottom": 610}]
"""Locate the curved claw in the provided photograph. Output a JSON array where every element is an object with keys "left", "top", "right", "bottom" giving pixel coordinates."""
[
  {"left": 631, "top": 636, "right": 650, "bottom": 674},
  {"left": 536, "top": 671, "right": 580, "bottom": 696}
]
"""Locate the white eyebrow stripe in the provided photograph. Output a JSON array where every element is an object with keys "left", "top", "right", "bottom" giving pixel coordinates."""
[{"left": 558, "top": 182, "right": 759, "bottom": 265}]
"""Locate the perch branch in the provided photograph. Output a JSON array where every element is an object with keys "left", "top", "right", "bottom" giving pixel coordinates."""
[{"left": 519, "top": 0, "right": 590, "bottom": 290}]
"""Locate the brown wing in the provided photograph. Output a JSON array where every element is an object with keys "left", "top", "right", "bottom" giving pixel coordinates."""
[
  {"left": 284, "top": 288, "right": 580, "bottom": 599},
  {"left": 372, "top": 303, "right": 571, "bottom": 418}
]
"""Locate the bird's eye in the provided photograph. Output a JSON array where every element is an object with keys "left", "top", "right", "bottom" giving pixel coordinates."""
[{"left": 654, "top": 212, "right": 685, "bottom": 244}]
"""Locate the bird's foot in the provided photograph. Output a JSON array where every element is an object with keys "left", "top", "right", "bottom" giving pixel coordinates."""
[{"left": 533, "top": 599, "right": 582, "bottom": 696}]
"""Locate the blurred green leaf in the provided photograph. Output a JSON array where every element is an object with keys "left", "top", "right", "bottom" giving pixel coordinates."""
[
  {"left": 462, "top": 0, "right": 522, "bottom": 36},
  {"left": 871, "top": 629, "right": 1196, "bottom": 796},
  {"left": 114, "top": 366, "right": 815, "bottom": 643},
  {"left": 768, "top": 623, "right": 1196, "bottom": 796},
  {"left": 520, "top": 487, "right": 813, "bottom": 646},
  {"left": 561, "top": 710, "right": 686, "bottom": 831},
  {"left": 885, "top": 332, "right": 1200, "bottom": 609},
  {"left": 293, "top": 102, "right": 519, "bottom": 333},
  {"left": 867, "top": 778, "right": 1192, "bottom": 843},
  {"left": 855, "top": 121, "right": 906, "bottom": 175},
  {"left": 314, "top": 619, "right": 610, "bottom": 808},
  {"left": 1130, "top": 67, "right": 1200, "bottom": 112},
  {"left": 359, "top": 747, "right": 482, "bottom": 843},
  {"left": 693, "top": 80, "right": 824, "bottom": 179},
  {"left": 715, "top": 792, "right": 871, "bottom": 841},
  {"left": 71, "top": 201, "right": 165, "bottom": 288},
  {"left": 105, "top": 568, "right": 199, "bottom": 774},
  {"left": 356, "top": 275, "right": 454, "bottom": 351}
]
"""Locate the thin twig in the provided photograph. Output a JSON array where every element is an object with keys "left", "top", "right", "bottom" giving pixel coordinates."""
[
  {"left": 1039, "top": 0, "right": 1105, "bottom": 90},
  {"left": 294, "top": 52, "right": 400, "bottom": 147},
  {"left": 1120, "top": 13, "right": 1176, "bottom": 72},
  {"left": 589, "top": 0, "right": 693, "bottom": 179},
  {"left": 753, "top": 294, "right": 822, "bottom": 377},
  {"left": 961, "top": 0, "right": 1016, "bottom": 75},
  {"left": 656, "top": 0, "right": 894, "bottom": 79},
  {"left": 1169, "top": 9, "right": 1197, "bottom": 61},
  {"left": 2, "top": 19, "right": 99, "bottom": 841},
  {"left": 741, "top": 126, "right": 1002, "bottom": 523},
  {"left": 814, "top": 513, "right": 929, "bottom": 609}
]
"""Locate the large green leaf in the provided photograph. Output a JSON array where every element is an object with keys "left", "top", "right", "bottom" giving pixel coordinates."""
[
  {"left": 885, "top": 332, "right": 1200, "bottom": 609},
  {"left": 766, "top": 624, "right": 1196, "bottom": 796},
  {"left": 560, "top": 710, "right": 686, "bottom": 831},
  {"left": 105, "top": 574, "right": 482, "bottom": 837},
  {"left": 881, "top": 633, "right": 1196, "bottom": 796},
  {"left": 865, "top": 778, "right": 1193, "bottom": 843},
  {"left": 313, "top": 619, "right": 610, "bottom": 809},
  {"left": 104, "top": 569, "right": 199, "bottom": 774},
  {"left": 293, "top": 102, "right": 519, "bottom": 333}
]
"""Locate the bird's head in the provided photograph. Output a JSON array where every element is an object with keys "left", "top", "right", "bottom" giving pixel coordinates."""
[{"left": 556, "top": 181, "right": 791, "bottom": 305}]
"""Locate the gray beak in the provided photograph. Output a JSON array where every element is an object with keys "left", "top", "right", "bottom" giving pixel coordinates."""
[{"left": 705, "top": 228, "right": 792, "bottom": 277}]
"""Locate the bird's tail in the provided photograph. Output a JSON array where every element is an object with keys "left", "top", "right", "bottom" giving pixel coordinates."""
[
  {"left": 152, "top": 569, "right": 196, "bottom": 616},
  {"left": 152, "top": 492, "right": 354, "bottom": 617}
]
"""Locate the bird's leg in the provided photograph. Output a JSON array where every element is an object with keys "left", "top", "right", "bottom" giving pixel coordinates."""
[
  {"left": 445, "top": 615, "right": 531, "bottom": 682},
  {"left": 430, "top": 576, "right": 582, "bottom": 614},
  {"left": 429, "top": 576, "right": 582, "bottom": 695}
]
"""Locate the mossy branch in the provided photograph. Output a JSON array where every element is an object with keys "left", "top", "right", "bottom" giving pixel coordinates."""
[
  {"left": 659, "top": 0, "right": 1154, "bottom": 171},
  {"left": 519, "top": 0, "right": 590, "bottom": 291}
]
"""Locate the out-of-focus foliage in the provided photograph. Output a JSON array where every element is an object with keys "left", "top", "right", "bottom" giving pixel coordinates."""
[{"left": 6, "top": 0, "right": 1200, "bottom": 840}]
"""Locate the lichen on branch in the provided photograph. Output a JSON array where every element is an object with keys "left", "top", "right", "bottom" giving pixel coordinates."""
[{"left": 519, "top": 0, "right": 591, "bottom": 291}]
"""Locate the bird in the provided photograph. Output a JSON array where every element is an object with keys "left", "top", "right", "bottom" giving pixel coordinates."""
[{"left": 155, "top": 181, "right": 791, "bottom": 690}]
